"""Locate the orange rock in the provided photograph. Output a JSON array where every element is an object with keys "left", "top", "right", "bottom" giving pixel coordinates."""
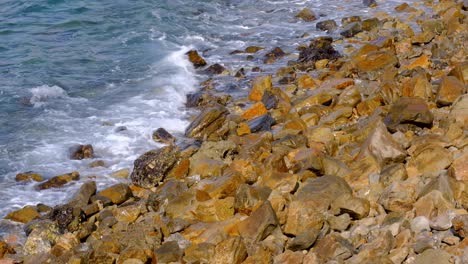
[
  {"left": 449, "top": 152, "right": 468, "bottom": 181},
  {"left": 241, "top": 102, "right": 268, "bottom": 120},
  {"left": 249, "top": 75, "right": 272, "bottom": 101},
  {"left": 236, "top": 122, "right": 251, "bottom": 136},
  {"left": 297, "top": 75, "right": 318, "bottom": 89},
  {"left": 404, "top": 54, "right": 431, "bottom": 70},
  {"left": 437, "top": 76, "right": 465, "bottom": 106},
  {"left": 354, "top": 50, "right": 398, "bottom": 72},
  {"left": 402, "top": 73, "right": 432, "bottom": 100},
  {"left": 168, "top": 158, "right": 190, "bottom": 179},
  {"left": 320, "top": 78, "right": 355, "bottom": 90},
  {"left": 356, "top": 97, "right": 382, "bottom": 116}
]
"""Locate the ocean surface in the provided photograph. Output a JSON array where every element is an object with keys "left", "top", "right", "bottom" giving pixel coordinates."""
[{"left": 0, "top": 0, "right": 420, "bottom": 221}]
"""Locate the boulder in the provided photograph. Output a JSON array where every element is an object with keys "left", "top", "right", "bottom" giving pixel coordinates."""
[
  {"left": 4, "top": 206, "right": 40, "bottom": 223},
  {"left": 36, "top": 171, "right": 80, "bottom": 190},
  {"left": 298, "top": 37, "right": 341, "bottom": 64},
  {"left": 70, "top": 144, "right": 93, "bottom": 160},
  {"left": 186, "top": 50, "right": 207, "bottom": 68},
  {"left": 185, "top": 104, "right": 228, "bottom": 140},
  {"left": 15, "top": 172, "right": 43, "bottom": 182},
  {"left": 384, "top": 97, "right": 433, "bottom": 132},
  {"left": 97, "top": 183, "right": 133, "bottom": 205},
  {"left": 152, "top": 128, "right": 175, "bottom": 144},
  {"left": 130, "top": 145, "right": 180, "bottom": 188},
  {"left": 295, "top": 8, "right": 317, "bottom": 22},
  {"left": 205, "top": 63, "right": 226, "bottom": 75},
  {"left": 316, "top": 20, "right": 337, "bottom": 32}
]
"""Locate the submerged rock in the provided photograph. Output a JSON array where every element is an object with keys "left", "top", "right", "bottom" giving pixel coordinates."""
[
  {"left": 15, "top": 172, "right": 43, "bottom": 182},
  {"left": 295, "top": 7, "right": 317, "bottom": 22},
  {"left": 70, "top": 144, "right": 94, "bottom": 160},
  {"left": 5, "top": 206, "right": 40, "bottom": 223},
  {"left": 316, "top": 20, "right": 338, "bottom": 32},
  {"left": 131, "top": 146, "right": 180, "bottom": 188},
  {"left": 36, "top": 171, "right": 80, "bottom": 190}
]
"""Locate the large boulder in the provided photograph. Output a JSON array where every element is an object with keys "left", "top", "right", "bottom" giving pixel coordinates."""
[{"left": 131, "top": 145, "right": 180, "bottom": 188}]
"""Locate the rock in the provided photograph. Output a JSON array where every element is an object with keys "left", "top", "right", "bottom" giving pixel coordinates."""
[
  {"left": 69, "top": 181, "right": 96, "bottom": 208},
  {"left": 414, "top": 190, "right": 453, "bottom": 219},
  {"left": 211, "top": 236, "right": 247, "bottom": 264},
  {"left": 273, "top": 250, "right": 304, "bottom": 264},
  {"left": 340, "top": 22, "right": 362, "bottom": 38},
  {"left": 452, "top": 215, "right": 468, "bottom": 238},
  {"left": 363, "top": 0, "right": 377, "bottom": 7},
  {"left": 437, "top": 76, "right": 465, "bottom": 106},
  {"left": 261, "top": 90, "right": 279, "bottom": 110},
  {"left": 411, "top": 216, "right": 430, "bottom": 233},
  {"left": 154, "top": 241, "right": 182, "bottom": 263},
  {"left": 296, "top": 8, "right": 317, "bottom": 22},
  {"left": 264, "top": 47, "right": 286, "bottom": 64},
  {"left": 205, "top": 63, "right": 226, "bottom": 75},
  {"left": 313, "top": 233, "right": 354, "bottom": 262},
  {"left": 234, "top": 184, "right": 271, "bottom": 213},
  {"left": 298, "top": 37, "right": 341, "bottom": 64},
  {"left": 359, "top": 120, "right": 407, "bottom": 167},
  {"left": 451, "top": 94, "right": 468, "bottom": 124},
  {"left": 328, "top": 213, "right": 352, "bottom": 231},
  {"left": 449, "top": 62, "right": 468, "bottom": 84},
  {"left": 15, "top": 172, "right": 43, "bottom": 182},
  {"left": 395, "top": 3, "right": 417, "bottom": 12},
  {"left": 36, "top": 171, "right": 80, "bottom": 190},
  {"left": 183, "top": 243, "right": 216, "bottom": 263},
  {"left": 362, "top": 18, "right": 380, "bottom": 31},
  {"left": 4, "top": 206, "right": 39, "bottom": 223},
  {"left": 50, "top": 233, "right": 79, "bottom": 257},
  {"left": 283, "top": 200, "right": 324, "bottom": 235},
  {"left": 24, "top": 220, "right": 60, "bottom": 255},
  {"left": 342, "top": 16, "right": 361, "bottom": 26},
  {"left": 248, "top": 114, "right": 275, "bottom": 133},
  {"left": 186, "top": 50, "right": 207, "bottom": 68},
  {"left": 287, "top": 229, "right": 320, "bottom": 251},
  {"left": 413, "top": 249, "right": 452, "bottom": 264},
  {"left": 238, "top": 201, "right": 278, "bottom": 247},
  {"left": 409, "top": 145, "right": 452, "bottom": 178},
  {"left": 449, "top": 152, "right": 468, "bottom": 181},
  {"left": 70, "top": 144, "right": 94, "bottom": 160},
  {"left": 111, "top": 168, "right": 130, "bottom": 179},
  {"left": 47, "top": 204, "right": 82, "bottom": 232},
  {"left": 354, "top": 50, "right": 398, "bottom": 73},
  {"left": 186, "top": 92, "right": 231, "bottom": 108},
  {"left": 384, "top": 97, "right": 433, "bottom": 132},
  {"left": 241, "top": 102, "right": 268, "bottom": 120},
  {"left": 380, "top": 163, "right": 408, "bottom": 186},
  {"left": 97, "top": 183, "right": 133, "bottom": 205},
  {"left": 0, "top": 239, "right": 14, "bottom": 258},
  {"left": 130, "top": 145, "right": 180, "bottom": 188},
  {"left": 152, "top": 128, "right": 175, "bottom": 144},
  {"left": 245, "top": 46, "right": 264, "bottom": 53},
  {"left": 316, "top": 20, "right": 338, "bottom": 32},
  {"left": 379, "top": 180, "right": 417, "bottom": 212},
  {"left": 185, "top": 104, "right": 228, "bottom": 140},
  {"left": 249, "top": 76, "right": 274, "bottom": 101},
  {"left": 89, "top": 160, "right": 106, "bottom": 168},
  {"left": 330, "top": 194, "right": 370, "bottom": 220}
]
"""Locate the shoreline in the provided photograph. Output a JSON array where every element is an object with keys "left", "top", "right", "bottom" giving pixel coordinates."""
[{"left": 2, "top": 0, "right": 468, "bottom": 263}]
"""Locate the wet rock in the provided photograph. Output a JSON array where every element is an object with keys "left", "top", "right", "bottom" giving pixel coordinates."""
[
  {"left": 264, "top": 47, "right": 286, "bottom": 64},
  {"left": 186, "top": 50, "right": 207, "bottom": 68},
  {"left": 298, "top": 37, "right": 341, "bottom": 64},
  {"left": 249, "top": 75, "right": 273, "bottom": 101},
  {"left": 152, "top": 128, "right": 175, "bottom": 144},
  {"left": 154, "top": 241, "right": 182, "bottom": 263},
  {"left": 384, "top": 97, "right": 433, "bottom": 132},
  {"left": 48, "top": 204, "right": 82, "bottom": 232},
  {"left": 245, "top": 46, "right": 264, "bottom": 53},
  {"left": 212, "top": 236, "right": 247, "bottom": 264},
  {"left": 205, "top": 63, "right": 226, "bottom": 75},
  {"left": 395, "top": 3, "right": 417, "bottom": 12},
  {"left": 316, "top": 20, "right": 338, "bottom": 32},
  {"left": 69, "top": 181, "right": 96, "bottom": 208},
  {"left": 452, "top": 215, "right": 468, "bottom": 238},
  {"left": 449, "top": 152, "right": 468, "bottom": 181},
  {"left": 413, "top": 249, "right": 452, "bottom": 264},
  {"left": 330, "top": 194, "right": 370, "bottom": 220},
  {"left": 36, "top": 171, "right": 80, "bottom": 190},
  {"left": 186, "top": 92, "right": 231, "bottom": 108},
  {"left": 130, "top": 145, "right": 180, "bottom": 188},
  {"left": 185, "top": 104, "right": 228, "bottom": 140},
  {"left": 24, "top": 220, "right": 60, "bottom": 255},
  {"left": 15, "top": 172, "right": 43, "bottom": 182},
  {"left": 340, "top": 22, "right": 362, "bottom": 38},
  {"left": 248, "top": 113, "right": 275, "bottom": 133},
  {"left": 261, "top": 90, "right": 279, "bottom": 110},
  {"left": 437, "top": 76, "right": 465, "bottom": 106},
  {"left": 295, "top": 7, "right": 317, "bottom": 22},
  {"left": 70, "top": 144, "right": 94, "bottom": 160},
  {"left": 287, "top": 229, "right": 319, "bottom": 251},
  {"left": 342, "top": 16, "right": 361, "bottom": 26},
  {"left": 362, "top": 17, "right": 380, "bottom": 31},
  {"left": 97, "top": 183, "right": 133, "bottom": 205},
  {"left": 238, "top": 201, "right": 278, "bottom": 247},
  {"left": 4, "top": 206, "right": 40, "bottom": 223},
  {"left": 111, "top": 168, "right": 130, "bottom": 179},
  {"left": 363, "top": 0, "right": 377, "bottom": 7}
]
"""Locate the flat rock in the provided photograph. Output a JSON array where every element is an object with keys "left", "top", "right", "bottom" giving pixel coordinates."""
[
  {"left": 4, "top": 206, "right": 39, "bottom": 223},
  {"left": 36, "top": 171, "right": 80, "bottom": 190},
  {"left": 97, "top": 183, "right": 133, "bottom": 205},
  {"left": 130, "top": 145, "right": 180, "bottom": 188}
]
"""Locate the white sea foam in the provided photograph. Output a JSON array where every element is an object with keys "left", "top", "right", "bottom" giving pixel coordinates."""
[{"left": 29, "top": 85, "right": 68, "bottom": 107}]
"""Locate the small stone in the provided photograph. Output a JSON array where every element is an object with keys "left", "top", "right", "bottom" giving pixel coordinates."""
[
  {"left": 4, "top": 206, "right": 39, "bottom": 223},
  {"left": 111, "top": 168, "right": 130, "bottom": 179},
  {"left": 296, "top": 8, "right": 317, "bottom": 22},
  {"left": 70, "top": 144, "right": 93, "bottom": 160},
  {"left": 273, "top": 250, "right": 304, "bottom": 264},
  {"left": 36, "top": 171, "right": 80, "bottom": 190},
  {"left": 395, "top": 3, "right": 417, "bottom": 12},
  {"left": 186, "top": 50, "right": 207, "bottom": 68},
  {"left": 328, "top": 213, "right": 352, "bottom": 231},
  {"left": 152, "top": 128, "right": 175, "bottom": 144},
  {"left": 316, "top": 20, "right": 338, "bottom": 32},
  {"left": 15, "top": 172, "right": 43, "bottom": 182},
  {"left": 97, "top": 183, "right": 133, "bottom": 205}
]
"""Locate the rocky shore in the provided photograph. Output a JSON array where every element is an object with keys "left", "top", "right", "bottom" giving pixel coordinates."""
[{"left": 1, "top": 0, "right": 468, "bottom": 263}]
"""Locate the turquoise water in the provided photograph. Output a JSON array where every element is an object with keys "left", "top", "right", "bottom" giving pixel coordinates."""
[{"left": 0, "top": 0, "right": 417, "bottom": 217}]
